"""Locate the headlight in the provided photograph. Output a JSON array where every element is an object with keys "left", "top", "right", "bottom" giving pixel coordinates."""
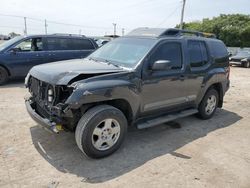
[
  {"left": 241, "top": 58, "right": 247, "bottom": 62},
  {"left": 48, "top": 87, "right": 54, "bottom": 102}
]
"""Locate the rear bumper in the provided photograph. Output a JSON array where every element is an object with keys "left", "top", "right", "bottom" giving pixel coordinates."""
[
  {"left": 25, "top": 99, "right": 60, "bottom": 133},
  {"left": 230, "top": 61, "right": 242, "bottom": 65}
]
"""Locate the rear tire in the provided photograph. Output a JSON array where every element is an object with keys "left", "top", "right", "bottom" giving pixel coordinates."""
[
  {"left": 75, "top": 105, "right": 127, "bottom": 158},
  {"left": 197, "top": 88, "right": 219, "bottom": 120},
  {"left": 0, "top": 66, "right": 8, "bottom": 85}
]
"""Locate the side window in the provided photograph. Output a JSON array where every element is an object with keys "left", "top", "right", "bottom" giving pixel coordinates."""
[
  {"left": 45, "top": 38, "right": 95, "bottom": 50},
  {"left": 46, "top": 38, "right": 60, "bottom": 50},
  {"left": 14, "top": 38, "right": 43, "bottom": 52},
  {"left": 188, "top": 41, "right": 208, "bottom": 68},
  {"left": 71, "top": 39, "right": 95, "bottom": 50},
  {"left": 150, "top": 42, "right": 183, "bottom": 70}
]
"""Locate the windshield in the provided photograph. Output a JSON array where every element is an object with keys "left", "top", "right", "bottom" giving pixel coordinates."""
[
  {"left": 0, "top": 36, "right": 24, "bottom": 51},
  {"left": 89, "top": 37, "right": 156, "bottom": 68}
]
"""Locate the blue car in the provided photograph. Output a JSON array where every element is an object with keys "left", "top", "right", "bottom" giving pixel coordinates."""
[{"left": 0, "top": 34, "right": 98, "bottom": 85}]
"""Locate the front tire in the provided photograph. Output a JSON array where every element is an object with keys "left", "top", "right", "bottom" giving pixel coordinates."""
[
  {"left": 198, "top": 88, "right": 219, "bottom": 120},
  {"left": 75, "top": 105, "right": 127, "bottom": 158},
  {"left": 0, "top": 66, "right": 8, "bottom": 85}
]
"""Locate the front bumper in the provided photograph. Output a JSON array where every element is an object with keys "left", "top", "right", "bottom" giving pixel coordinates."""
[
  {"left": 25, "top": 99, "right": 61, "bottom": 133},
  {"left": 230, "top": 61, "right": 242, "bottom": 66}
]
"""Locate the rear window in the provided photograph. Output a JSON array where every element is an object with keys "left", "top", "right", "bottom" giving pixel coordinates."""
[
  {"left": 45, "top": 38, "right": 95, "bottom": 51},
  {"left": 209, "top": 40, "right": 228, "bottom": 59}
]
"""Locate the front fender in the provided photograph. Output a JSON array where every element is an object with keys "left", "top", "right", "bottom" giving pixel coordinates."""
[{"left": 65, "top": 79, "right": 141, "bottom": 117}]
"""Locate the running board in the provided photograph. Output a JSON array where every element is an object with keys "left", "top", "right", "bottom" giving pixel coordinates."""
[{"left": 137, "top": 109, "right": 198, "bottom": 129}]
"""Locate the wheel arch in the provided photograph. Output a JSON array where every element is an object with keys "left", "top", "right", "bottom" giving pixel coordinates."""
[
  {"left": 79, "top": 98, "right": 134, "bottom": 125},
  {"left": 0, "top": 64, "right": 11, "bottom": 76},
  {"left": 205, "top": 83, "right": 223, "bottom": 108}
]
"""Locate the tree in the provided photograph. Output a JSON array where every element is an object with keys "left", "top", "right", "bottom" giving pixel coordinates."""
[{"left": 176, "top": 14, "right": 250, "bottom": 47}]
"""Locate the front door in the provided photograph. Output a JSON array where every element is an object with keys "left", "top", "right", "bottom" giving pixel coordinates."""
[
  {"left": 140, "top": 40, "right": 190, "bottom": 115},
  {"left": 6, "top": 37, "right": 46, "bottom": 77}
]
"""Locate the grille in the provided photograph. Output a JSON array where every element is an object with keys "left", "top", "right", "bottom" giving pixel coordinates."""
[{"left": 29, "top": 77, "right": 53, "bottom": 104}]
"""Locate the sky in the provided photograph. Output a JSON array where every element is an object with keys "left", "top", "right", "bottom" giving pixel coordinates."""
[{"left": 0, "top": 0, "right": 249, "bottom": 36}]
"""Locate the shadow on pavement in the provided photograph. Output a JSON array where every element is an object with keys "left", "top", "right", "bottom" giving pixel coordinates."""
[
  {"left": 0, "top": 79, "right": 24, "bottom": 88},
  {"left": 30, "top": 109, "right": 242, "bottom": 183}
]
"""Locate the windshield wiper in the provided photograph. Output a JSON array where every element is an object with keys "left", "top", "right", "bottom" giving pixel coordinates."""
[
  {"left": 88, "top": 57, "right": 98, "bottom": 62},
  {"left": 103, "top": 59, "right": 120, "bottom": 68},
  {"left": 89, "top": 57, "right": 125, "bottom": 69}
]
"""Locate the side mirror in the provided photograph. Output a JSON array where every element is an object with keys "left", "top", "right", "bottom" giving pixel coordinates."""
[
  {"left": 9, "top": 47, "right": 21, "bottom": 54},
  {"left": 228, "top": 52, "right": 232, "bottom": 57},
  {"left": 152, "top": 60, "right": 172, "bottom": 71}
]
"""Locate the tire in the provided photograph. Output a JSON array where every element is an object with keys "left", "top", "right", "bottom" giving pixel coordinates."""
[
  {"left": 197, "top": 88, "right": 219, "bottom": 120},
  {"left": 243, "top": 61, "right": 250, "bottom": 68},
  {"left": 0, "top": 66, "right": 8, "bottom": 85},
  {"left": 75, "top": 105, "right": 128, "bottom": 158}
]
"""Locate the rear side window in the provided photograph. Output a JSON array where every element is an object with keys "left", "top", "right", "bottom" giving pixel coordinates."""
[
  {"left": 150, "top": 42, "right": 183, "bottom": 69},
  {"left": 188, "top": 41, "right": 208, "bottom": 68},
  {"left": 71, "top": 39, "right": 95, "bottom": 50},
  {"left": 209, "top": 40, "right": 228, "bottom": 58},
  {"left": 45, "top": 38, "right": 95, "bottom": 51}
]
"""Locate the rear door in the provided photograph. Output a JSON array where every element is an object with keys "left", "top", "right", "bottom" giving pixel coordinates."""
[
  {"left": 185, "top": 40, "right": 211, "bottom": 105},
  {"left": 44, "top": 37, "right": 96, "bottom": 62}
]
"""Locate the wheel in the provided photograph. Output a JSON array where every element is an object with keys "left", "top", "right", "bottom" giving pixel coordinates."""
[
  {"left": 243, "top": 61, "right": 250, "bottom": 68},
  {"left": 75, "top": 105, "right": 127, "bottom": 158},
  {"left": 197, "top": 88, "right": 219, "bottom": 120},
  {"left": 0, "top": 66, "right": 8, "bottom": 85}
]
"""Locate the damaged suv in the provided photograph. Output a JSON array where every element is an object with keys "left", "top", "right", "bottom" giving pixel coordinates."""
[{"left": 25, "top": 28, "right": 230, "bottom": 158}]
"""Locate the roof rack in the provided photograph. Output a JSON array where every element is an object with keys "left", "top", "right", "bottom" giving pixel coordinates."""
[
  {"left": 127, "top": 28, "right": 216, "bottom": 38},
  {"left": 162, "top": 28, "right": 216, "bottom": 38},
  {"left": 52, "top": 33, "right": 86, "bottom": 37}
]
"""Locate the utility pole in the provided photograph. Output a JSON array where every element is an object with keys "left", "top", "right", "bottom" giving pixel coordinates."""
[
  {"left": 112, "top": 23, "right": 117, "bottom": 36},
  {"left": 24, "top": 17, "right": 27, "bottom": 35},
  {"left": 45, "top": 19, "right": 48, "bottom": 34},
  {"left": 122, "top": 28, "right": 125, "bottom": 36},
  {"left": 180, "top": 0, "right": 186, "bottom": 30}
]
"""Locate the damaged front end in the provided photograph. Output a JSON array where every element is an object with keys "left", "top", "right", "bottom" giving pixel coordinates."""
[{"left": 25, "top": 76, "right": 80, "bottom": 133}]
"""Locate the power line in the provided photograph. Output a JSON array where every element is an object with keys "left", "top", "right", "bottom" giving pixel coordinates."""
[
  {"left": 156, "top": 3, "right": 182, "bottom": 27},
  {"left": 0, "top": 13, "right": 113, "bottom": 31}
]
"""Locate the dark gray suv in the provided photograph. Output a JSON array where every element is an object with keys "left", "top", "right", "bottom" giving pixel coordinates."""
[{"left": 25, "top": 28, "right": 230, "bottom": 158}]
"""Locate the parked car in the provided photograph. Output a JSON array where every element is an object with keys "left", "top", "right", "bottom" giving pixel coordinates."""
[
  {"left": 25, "top": 28, "right": 230, "bottom": 158},
  {"left": 241, "top": 57, "right": 250, "bottom": 68},
  {"left": 229, "top": 50, "right": 250, "bottom": 67},
  {"left": 0, "top": 34, "right": 98, "bottom": 85},
  {"left": 92, "top": 36, "right": 113, "bottom": 47},
  {"left": 0, "top": 34, "right": 11, "bottom": 40}
]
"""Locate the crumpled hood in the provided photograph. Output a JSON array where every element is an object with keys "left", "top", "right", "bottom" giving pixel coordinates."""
[{"left": 29, "top": 58, "right": 125, "bottom": 85}]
